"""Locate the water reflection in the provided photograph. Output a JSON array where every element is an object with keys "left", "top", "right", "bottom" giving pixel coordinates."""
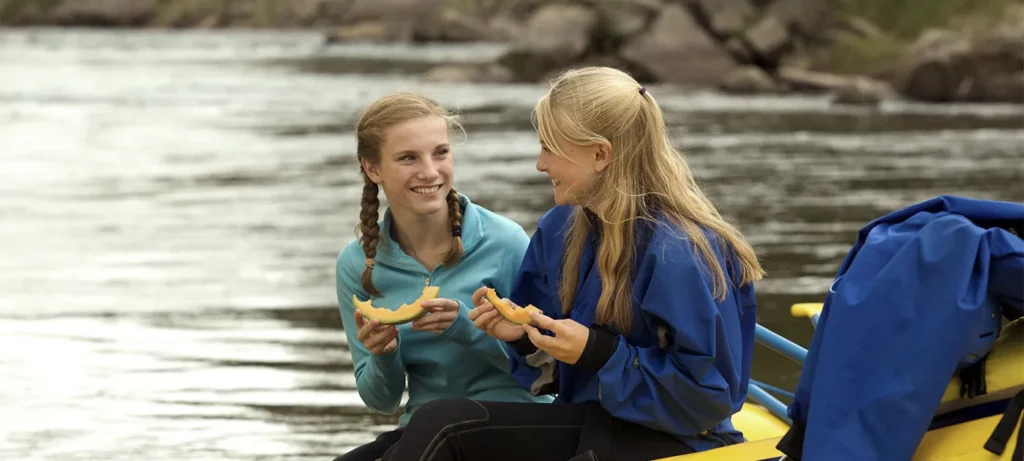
[{"left": 0, "top": 28, "right": 1021, "bottom": 460}]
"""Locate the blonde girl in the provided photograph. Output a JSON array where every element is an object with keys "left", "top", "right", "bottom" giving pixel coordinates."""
[{"left": 379, "top": 67, "right": 764, "bottom": 461}]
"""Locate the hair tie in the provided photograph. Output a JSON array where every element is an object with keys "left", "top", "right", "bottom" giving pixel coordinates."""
[
  {"left": 639, "top": 87, "right": 647, "bottom": 96},
  {"left": 452, "top": 226, "right": 462, "bottom": 238},
  {"left": 364, "top": 258, "right": 374, "bottom": 269}
]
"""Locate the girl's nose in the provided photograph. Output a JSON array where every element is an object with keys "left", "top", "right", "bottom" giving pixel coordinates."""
[{"left": 419, "top": 158, "right": 440, "bottom": 180}]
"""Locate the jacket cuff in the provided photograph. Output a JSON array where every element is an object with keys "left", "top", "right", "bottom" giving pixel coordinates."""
[
  {"left": 368, "top": 336, "right": 402, "bottom": 371},
  {"left": 575, "top": 326, "right": 619, "bottom": 373},
  {"left": 506, "top": 333, "right": 538, "bottom": 356},
  {"left": 439, "top": 300, "right": 474, "bottom": 345}
]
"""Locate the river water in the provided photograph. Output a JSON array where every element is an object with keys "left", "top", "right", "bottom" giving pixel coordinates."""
[{"left": 1, "top": 28, "right": 1021, "bottom": 461}]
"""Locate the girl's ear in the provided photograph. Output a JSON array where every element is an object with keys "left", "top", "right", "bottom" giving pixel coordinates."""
[
  {"left": 593, "top": 141, "right": 612, "bottom": 173},
  {"left": 362, "top": 159, "right": 382, "bottom": 184}
]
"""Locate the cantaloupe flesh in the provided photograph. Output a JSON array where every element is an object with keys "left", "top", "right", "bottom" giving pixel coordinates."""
[
  {"left": 484, "top": 288, "right": 540, "bottom": 325},
  {"left": 353, "top": 286, "right": 440, "bottom": 325}
]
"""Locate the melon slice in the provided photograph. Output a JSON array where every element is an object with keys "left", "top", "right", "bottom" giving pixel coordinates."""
[
  {"left": 484, "top": 288, "right": 540, "bottom": 325},
  {"left": 352, "top": 286, "right": 440, "bottom": 325}
]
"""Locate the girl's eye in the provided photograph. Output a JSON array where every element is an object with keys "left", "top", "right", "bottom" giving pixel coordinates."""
[{"left": 436, "top": 149, "right": 450, "bottom": 157}]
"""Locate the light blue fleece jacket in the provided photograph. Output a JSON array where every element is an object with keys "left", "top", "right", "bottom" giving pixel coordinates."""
[{"left": 336, "top": 194, "right": 553, "bottom": 427}]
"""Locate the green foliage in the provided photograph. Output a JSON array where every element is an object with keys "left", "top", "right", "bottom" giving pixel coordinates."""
[
  {"left": 821, "top": 33, "right": 907, "bottom": 77},
  {"left": 820, "top": 0, "right": 1018, "bottom": 75},
  {"left": 840, "top": 0, "right": 1017, "bottom": 39},
  {"left": 0, "top": 0, "right": 61, "bottom": 24},
  {"left": 150, "top": 0, "right": 227, "bottom": 27}
]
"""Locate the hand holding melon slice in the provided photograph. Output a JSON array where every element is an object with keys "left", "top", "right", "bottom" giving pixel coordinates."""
[
  {"left": 352, "top": 286, "right": 440, "bottom": 325},
  {"left": 483, "top": 288, "right": 541, "bottom": 325}
]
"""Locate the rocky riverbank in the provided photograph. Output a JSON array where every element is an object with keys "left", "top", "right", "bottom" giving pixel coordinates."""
[{"left": 2, "top": 0, "right": 1021, "bottom": 104}]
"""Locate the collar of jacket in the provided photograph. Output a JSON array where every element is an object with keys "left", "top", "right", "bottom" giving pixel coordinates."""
[{"left": 372, "top": 193, "right": 483, "bottom": 271}]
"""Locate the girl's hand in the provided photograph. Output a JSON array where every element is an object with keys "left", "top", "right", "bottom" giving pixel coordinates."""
[
  {"left": 412, "top": 298, "right": 460, "bottom": 334},
  {"left": 522, "top": 311, "right": 589, "bottom": 365},
  {"left": 354, "top": 310, "right": 399, "bottom": 355},
  {"left": 468, "top": 286, "right": 528, "bottom": 342}
]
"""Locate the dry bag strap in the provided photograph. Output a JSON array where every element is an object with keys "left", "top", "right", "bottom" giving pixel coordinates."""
[{"left": 984, "top": 389, "right": 1024, "bottom": 457}]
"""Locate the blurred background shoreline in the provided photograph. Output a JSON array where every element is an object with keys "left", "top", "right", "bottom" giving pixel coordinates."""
[
  {"left": 3, "top": 0, "right": 1023, "bottom": 104},
  {"left": 1, "top": 1, "right": 1022, "bottom": 460}
]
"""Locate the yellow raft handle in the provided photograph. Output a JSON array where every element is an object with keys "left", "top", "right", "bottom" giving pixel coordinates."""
[{"left": 791, "top": 303, "right": 824, "bottom": 320}]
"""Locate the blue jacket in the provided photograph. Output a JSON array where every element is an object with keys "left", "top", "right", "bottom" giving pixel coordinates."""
[
  {"left": 505, "top": 205, "right": 759, "bottom": 451},
  {"left": 336, "top": 194, "right": 552, "bottom": 428},
  {"left": 779, "top": 195, "right": 1024, "bottom": 461}
]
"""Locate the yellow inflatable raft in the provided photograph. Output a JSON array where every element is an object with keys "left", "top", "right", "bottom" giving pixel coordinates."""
[{"left": 656, "top": 303, "right": 1024, "bottom": 461}]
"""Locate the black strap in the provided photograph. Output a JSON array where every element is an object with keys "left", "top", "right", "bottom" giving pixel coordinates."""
[
  {"left": 1016, "top": 423, "right": 1023, "bottom": 461},
  {"left": 984, "top": 389, "right": 1024, "bottom": 456},
  {"left": 959, "top": 354, "right": 988, "bottom": 399}
]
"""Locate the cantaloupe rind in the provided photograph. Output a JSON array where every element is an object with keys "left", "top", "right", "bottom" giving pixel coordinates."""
[
  {"left": 484, "top": 288, "right": 540, "bottom": 325},
  {"left": 353, "top": 286, "right": 440, "bottom": 325}
]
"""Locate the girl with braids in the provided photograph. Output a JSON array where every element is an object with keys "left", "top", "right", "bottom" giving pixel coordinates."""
[
  {"left": 379, "top": 67, "right": 765, "bottom": 461},
  {"left": 332, "top": 92, "right": 551, "bottom": 461}
]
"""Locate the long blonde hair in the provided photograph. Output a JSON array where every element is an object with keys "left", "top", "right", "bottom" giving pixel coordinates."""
[
  {"left": 534, "top": 67, "right": 764, "bottom": 334},
  {"left": 355, "top": 92, "right": 465, "bottom": 296}
]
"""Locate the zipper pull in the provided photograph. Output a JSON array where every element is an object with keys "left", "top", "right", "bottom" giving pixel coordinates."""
[{"left": 425, "top": 277, "right": 430, "bottom": 286}]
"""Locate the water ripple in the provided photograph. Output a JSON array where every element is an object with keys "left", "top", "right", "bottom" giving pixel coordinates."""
[{"left": 1, "top": 28, "right": 1022, "bottom": 460}]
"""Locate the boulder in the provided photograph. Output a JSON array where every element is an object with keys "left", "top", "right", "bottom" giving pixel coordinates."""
[
  {"left": 150, "top": 0, "right": 224, "bottom": 28},
  {"left": 414, "top": 9, "right": 500, "bottom": 42},
  {"left": 212, "top": 0, "right": 315, "bottom": 27},
  {"left": 49, "top": 0, "right": 158, "bottom": 26},
  {"left": 538, "top": 53, "right": 656, "bottom": 84},
  {"left": 488, "top": 15, "right": 526, "bottom": 42},
  {"left": 906, "top": 28, "right": 971, "bottom": 58},
  {"left": 724, "top": 38, "right": 755, "bottom": 63},
  {"left": 777, "top": 67, "right": 851, "bottom": 91},
  {"left": 763, "top": 0, "right": 834, "bottom": 38},
  {"left": 595, "top": 0, "right": 661, "bottom": 41},
  {"left": 265, "top": 0, "right": 324, "bottom": 27},
  {"left": 688, "top": 0, "right": 755, "bottom": 37},
  {"left": 497, "top": 3, "right": 599, "bottom": 81},
  {"left": 957, "top": 28, "right": 1024, "bottom": 102},
  {"left": 719, "top": 66, "right": 782, "bottom": 94},
  {"left": 0, "top": 0, "right": 50, "bottom": 25},
  {"left": 332, "top": 0, "right": 444, "bottom": 25},
  {"left": 900, "top": 28, "right": 1024, "bottom": 102},
  {"left": 841, "top": 16, "right": 886, "bottom": 39},
  {"left": 620, "top": 4, "right": 738, "bottom": 86},
  {"left": 778, "top": 67, "right": 895, "bottom": 104},
  {"left": 833, "top": 76, "right": 896, "bottom": 105},
  {"left": 743, "top": 15, "right": 790, "bottom": 63},
  {"left": 324, "top": 21, "right": 399, "bottom": 43},
  {"left": 424, "top": 63, "right": 515, "bottom": 83},
  {"left": 777, "top": 39, "right": 815, "bottom": 70},
  {"left": 970, "top": 73, "right": 1024, "bottom": 103}
]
